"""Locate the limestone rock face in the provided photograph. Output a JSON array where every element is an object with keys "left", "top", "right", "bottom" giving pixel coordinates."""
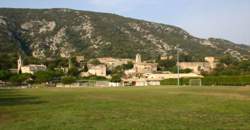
[{"left": 0, "top": 8, "right": 249, "bottom": 60}]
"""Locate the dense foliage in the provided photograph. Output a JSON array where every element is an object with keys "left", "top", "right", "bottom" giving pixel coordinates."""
[
  {"left": 161, "top": 75, "right": 250, "bottom": 86},
  {"left": 9, "top": 73, "right": 32, "bottom": 85},
  {"left": 33, "top": 70, "right": 63, "bottom": 83},
  {"left": 61, "top": 76, "right": 76, "bottom": 84},
  {"left": 209, "top": 55, "right": 250, "bottom": 76}
]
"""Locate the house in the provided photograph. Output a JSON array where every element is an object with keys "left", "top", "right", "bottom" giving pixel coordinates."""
[
  {"left": 21, "top": 65, "right": 47, "bottom": 74},
  {"left": 88, "top": 64, "right": 107, "bottom": 77},
  {"left": 134, "top": 62, "right": 158, "bottom": 74},
  {"left": 179, "top": 57, "right": 218, "bottom": 74},
  {"left": 17, "top": 56, "right": 47, "bottom": 74}
]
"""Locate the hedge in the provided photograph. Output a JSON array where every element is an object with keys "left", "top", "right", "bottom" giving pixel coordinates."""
[
  {"left": 160, "top": 75, "right": 250, "bottom": 86},
  {"left": 202, "top": 75, "right": 250, "bottom": 86}
]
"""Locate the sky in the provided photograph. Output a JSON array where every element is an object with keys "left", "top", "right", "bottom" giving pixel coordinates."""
[{"left": 0, "top": 0, "right": 249, "bottom": 44}]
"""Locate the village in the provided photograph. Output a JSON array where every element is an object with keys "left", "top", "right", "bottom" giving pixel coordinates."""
[
  {"left": 1, "top": 2, "right": 250, "bottom": 129},
  {"left": 13, "top": 53, "right": 219, "bottom": 87}
]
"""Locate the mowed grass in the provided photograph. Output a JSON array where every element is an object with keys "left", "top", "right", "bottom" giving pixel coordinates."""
[{"left": 1, "top": 86, "right": 250, "bottom": 130}]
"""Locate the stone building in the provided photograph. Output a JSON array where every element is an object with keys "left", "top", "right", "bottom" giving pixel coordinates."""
[
  {"left": 21, "top": 65, "right": 47, "bottom": 74},
  {"left": 87, "top": 64, "right": 107, "bottom": 77},
  {"left": 133, "top": 54, "right": 158, "bottom": 74},
  {"left": 179, "top": 57, "right": 218, "bottom": 74},
  {"left": 97, "top": 57, "right": 133, "bottom": 69},
  {"left": 17, "top": 56, "right": 47, "bottom": 74}
]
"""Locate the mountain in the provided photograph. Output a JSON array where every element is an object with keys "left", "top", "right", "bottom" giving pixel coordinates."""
[{"left": 0, "top": 8, "right": 250, "bottom": 60}]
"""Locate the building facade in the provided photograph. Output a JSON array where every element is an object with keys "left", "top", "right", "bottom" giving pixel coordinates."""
[
  {"left": 179, "top": 57, "right": 218, "bottom": 74},
  {"left": 21, "top": 65, "right": 47, "bottom": 74},
  {"left": 97, "top": 57, "right": 133, "bottom": 69},
  {"left": 133, "top": 54, "right": 158, "bottom": 74},
  {"left": 17, "top": 56, "right": 47, "bottom": 74},
  {"left": 88, "top": 64, "right": 107, "bottom": 77}
]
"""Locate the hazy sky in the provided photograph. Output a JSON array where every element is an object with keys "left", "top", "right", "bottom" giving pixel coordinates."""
[{"left": 0, "top": 0, "right": 249, "bottom": 44}]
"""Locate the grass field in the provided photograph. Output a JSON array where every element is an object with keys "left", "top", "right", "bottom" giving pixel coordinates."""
[{"left": 1, "top": 86, "right": 250, "bottom": 130}]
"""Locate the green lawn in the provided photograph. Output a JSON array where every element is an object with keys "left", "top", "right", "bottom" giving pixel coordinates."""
[{"left": 1, "top": 86, "right": 250, "bottom": 130}]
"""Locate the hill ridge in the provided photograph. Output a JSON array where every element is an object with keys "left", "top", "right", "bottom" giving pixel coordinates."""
[{"left": 0, "top": 8, "right": 249, "bottom": 60}]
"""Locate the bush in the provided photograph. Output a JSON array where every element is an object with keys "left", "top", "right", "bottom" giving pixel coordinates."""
[
  {"left": 202, "top": 75, "right": 250, "bottom": 86},
  {"left": 9, "top": 73, "right": 32, "bottom": 85},
  {"left": 122, "top": 62, "right": 133, "bottom": 70},
  {"left": 110, "top": 74, "right": 121, "bottom": 82},
  {"left": 81, "top": 76, "right": 107, "bottom": 81},
  {"left": 89, "top": 59, "right": 101, "bottom": 65},
  {"left": 160, "top": 78, "right": 189, "bottom": 85},
  {"left": 68, "top": 67, "right": 80, "bottom": 77},
  {"left": 161, "top": 76, "right": 250, "bottom": 86},
  {"left": 0, "top": 69, "right": 11, "bottom": 81},
  {"left": 61, "top": 76, "right": 76, "bottom": 84},
  {"left": 34, "top": 70, "right": 63, "bottom": 83},
  {"left": 180, "top": 69, "right": 193, "bottom": 73}
]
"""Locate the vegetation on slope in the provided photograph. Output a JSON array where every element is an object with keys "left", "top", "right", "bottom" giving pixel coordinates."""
[{"left": 0, "top": 8, "right": 249, "bottom": 63}]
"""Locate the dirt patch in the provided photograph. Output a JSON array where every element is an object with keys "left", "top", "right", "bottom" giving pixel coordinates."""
[{"left": 0, "top": 111, "right": 12, "bottom": 124}]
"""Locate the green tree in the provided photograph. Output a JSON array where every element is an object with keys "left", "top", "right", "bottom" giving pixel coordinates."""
[
  {"left": 180, "top": 68, "right": 193, "bottom": 73},
  {"left": 9, "top": 73, "right": 32, "bottom": 85},
  {"left": 122, "top": 61, "right": 134, "bottom": 70},
  {"left": 157, "top": 59, "right": 176, "bottom": 71},
  {"left": 111, "top": 74, "right": 122, "bottom": 82},
  {"left": 83, "top": 64, "right": 88, "bottom": 72},
  {"left": 34, "top": 70, "right": 63, "bottom": 83},
  {"left": 0, "top": 69, "right": 11, "bottom": 81},
  {"left": 220, "top": 55, "right": 239, "bottom": 66},
  {"left": 61, "top": 76, "right": 76, "bottom": 84},
  {"left": 34, "top": 71, "right": 53, "bottom": 83},
  {"left": 89, "top": 59, "right": 101, "bottom": 65},
  {"left": 68, "top": 67, "right": 80, "bottom": 77}
]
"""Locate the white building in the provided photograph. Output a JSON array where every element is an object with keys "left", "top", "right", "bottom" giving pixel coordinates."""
[
  {"left": 21, "top": 65, "right": 47, "bottom": 74},
  {"left": 17, "top": 56, "right": 47, "bottom": 74}
]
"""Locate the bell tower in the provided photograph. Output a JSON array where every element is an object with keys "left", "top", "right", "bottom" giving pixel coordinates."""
[
  {"left": 135, "top": 54, "right": 141, "bottom": 64},
  {"left": 17, "top": 55, "right": 23, "bottom": 74}
]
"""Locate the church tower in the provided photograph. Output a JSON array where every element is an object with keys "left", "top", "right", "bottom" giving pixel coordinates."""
[
  {"left": 17, "top": 55, "right": 23, "bottom": 74},
  {"left": 135, "top": 54, "right": 141, "bottom": 64}
]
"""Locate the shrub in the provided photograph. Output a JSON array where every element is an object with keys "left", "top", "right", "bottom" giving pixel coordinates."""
[
  {"left": 34, "top": 70, "right": 63, "bottom": 83},
  {"left": 0, "top": 69, "right": 11, "bottom": 81},
  {"left": 61, "top": 76, "right": 76, "bottom": 84},
  {"left": 81, "top": 76, "right": 107, "bottom": 81},
  {"left": 202, "top": 75, "right": 250, "bottom": 86},
  {"left": 110, "top": 74, "right": 122, "bottom": 83},
  {"left": 160, "top": 78, "right": 189, "bottom": 85},
  {"left": 161, "top": 76, "right": 250, "bottom": 86},
  {"left": 9, "top": 73, "right": 32, "bottom": 85}
]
